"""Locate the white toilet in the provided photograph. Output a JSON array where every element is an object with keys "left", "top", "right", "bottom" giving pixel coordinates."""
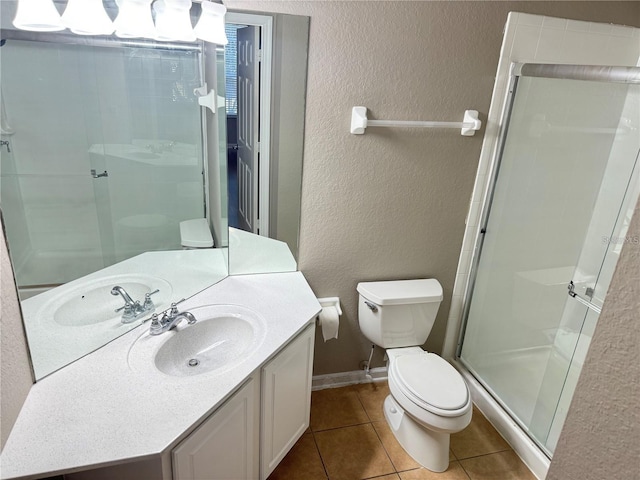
[
  {"left": 357, "top": 278, "right": 472, "bottom": 473},
  {"left": 179, "top": 218, "right": 214, "bottom": 249}
]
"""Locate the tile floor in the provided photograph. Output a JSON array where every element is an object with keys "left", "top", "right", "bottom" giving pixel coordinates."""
[{"left": 268, "top": 383, "right": 536, "bottom": 480}]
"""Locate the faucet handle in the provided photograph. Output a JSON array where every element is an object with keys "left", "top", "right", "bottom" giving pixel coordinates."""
[
  {"left": 149, "top": 314, "right": 163, "bottom": 335},
  {"left": 143, "top": 289, "right": 160, "bottom": 310}
]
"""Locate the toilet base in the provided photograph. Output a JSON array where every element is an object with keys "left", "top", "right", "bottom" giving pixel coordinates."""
[{"left": 383, "top": 395, "right": 450, "bottom": 473}]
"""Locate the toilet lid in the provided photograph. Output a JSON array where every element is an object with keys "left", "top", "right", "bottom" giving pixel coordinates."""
[{"left": 392, "top": 353, "right": 468, "bottom": 411}]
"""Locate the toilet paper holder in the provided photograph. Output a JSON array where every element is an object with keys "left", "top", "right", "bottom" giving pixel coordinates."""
[
  {"left": 316, "top": 297, "right": 341, "bottom": 342},
  {"left": 316, "top": 297, "right": 342, "bottom": 320}
]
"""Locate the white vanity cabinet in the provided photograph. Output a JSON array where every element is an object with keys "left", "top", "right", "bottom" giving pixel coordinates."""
[
  {"left": 260, "top": 323, "right": 315, "bottom": 479},
  {"left": 171, "top": 323, "right": 315, "bottom": 480},
  {"left": 173, "top": 374, "right": 261, "bottom": 480},
  {"left": 1, "top": 273, "right": 322, "bottom": 480}
]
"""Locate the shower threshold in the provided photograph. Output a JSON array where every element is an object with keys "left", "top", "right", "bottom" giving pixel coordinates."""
[{"left": 452, "top": 359, "right": 551, "bottom": 480}]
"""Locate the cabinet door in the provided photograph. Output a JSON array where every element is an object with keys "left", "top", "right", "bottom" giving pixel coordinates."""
[
  {"left": 173, "top": 374, "right": 259, "bottom": 480},
  {"left": 260, "top": 324, "right": 315, "bottom": 479}
]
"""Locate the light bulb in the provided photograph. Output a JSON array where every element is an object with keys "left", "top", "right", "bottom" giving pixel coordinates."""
[
  {"left": 114, "top": 0, "right": 155, "bottom": 39},
  {"left": 62, "top": 0, "right": 114, "bottom": 36},
  {"left": 154, "top": 0, "right": 196, "bottom": 42},
  {"left": 194, "top": 1, "right": 228, "bottom": 45},
  {"left": 13, "top": 0, "right": 65, "bottom": 32}
]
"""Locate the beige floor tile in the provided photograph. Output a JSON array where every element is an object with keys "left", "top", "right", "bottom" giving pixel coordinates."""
[
  {"left": 354, "top": 382, "right": 391, "bottom": 422},
  {"left": 450, "top": 408, "right": 510, "bottom": 459},
  {"left": 399, "top": 462, "right": 471, "bottom": 480},
  {"left": 459, "top": 451, "right": 536, "bottom": 480},
  {"left": 311, "top": 386, "right": 370, "bottom": 431},
  {"left": 372, "top": 421, "right": 422, "bottom": 471},
  {"left": 315, "top": 424, "right": 396, "bottom": 480},
  {"left": 364, "top": 475, "right": 401, "bottom": 480},
  {"left": 267, "top": 433, "right": 327, "bottom": 480}
]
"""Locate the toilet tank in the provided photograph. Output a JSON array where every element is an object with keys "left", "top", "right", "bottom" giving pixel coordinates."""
[{"left": 357, "top": 279, "right": 443, "bottom": 348}]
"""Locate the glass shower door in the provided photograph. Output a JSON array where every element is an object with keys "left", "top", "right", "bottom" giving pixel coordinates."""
[
  {"left": 530, "top": 139, "right": 639, "bottom": 453},
  {"left": 459, "top": 70, "right": 639, "bottom": 456},
  {"left": 89, "top": 44, "right": 206, "bottom": 263}
]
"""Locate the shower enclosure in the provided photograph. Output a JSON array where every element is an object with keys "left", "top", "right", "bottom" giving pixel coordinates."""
[
  {"left": 0, "top": 34, "right": 209, "bottom": 298},
  {"left": 458, "top": 64, "right": 639, "bottom": 458}
]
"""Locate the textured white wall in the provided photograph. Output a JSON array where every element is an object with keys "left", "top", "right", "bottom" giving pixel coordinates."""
[
  {"left": 0, "top": 230, "right": 33, "bottom": 450},
  {"left": 227, "top": 1, "right": 640, "bottom": 375},
  {"left": 547, "top": 197, "right": 640, "bottom": 480}
]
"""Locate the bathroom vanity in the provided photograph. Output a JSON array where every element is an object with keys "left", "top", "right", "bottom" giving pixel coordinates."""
[{"left": 0, "top": 272, "right": 321, "bottom": 480}]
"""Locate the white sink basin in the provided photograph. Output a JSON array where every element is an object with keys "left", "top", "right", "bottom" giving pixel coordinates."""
[
  {"left": 128, "top": 304, "right": 266, "bottom": 377},
  {"left": 38, "top": 274, "right": 172, "bottom": 327}
]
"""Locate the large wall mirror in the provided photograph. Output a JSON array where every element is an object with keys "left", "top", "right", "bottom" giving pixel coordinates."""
[{"left": 0, "top": 1, "right": 308, "bottom": 380}]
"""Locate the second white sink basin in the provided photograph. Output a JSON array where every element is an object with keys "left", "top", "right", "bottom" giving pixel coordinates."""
[
  {"left": 128, "top": 304, "right": 266, "bottom": 377},
  {"left": 36, "top": 274, "right": 172, "bottom": 327}
]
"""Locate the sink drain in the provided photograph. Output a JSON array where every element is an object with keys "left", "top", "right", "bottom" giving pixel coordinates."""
[{"left": 187, "top": 358, "right": 200, "bottom": 367}]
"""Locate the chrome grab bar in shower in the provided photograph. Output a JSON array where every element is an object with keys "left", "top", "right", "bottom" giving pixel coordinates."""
[{"left": 567, "top": 281, "right": 602, "bottom": 314}]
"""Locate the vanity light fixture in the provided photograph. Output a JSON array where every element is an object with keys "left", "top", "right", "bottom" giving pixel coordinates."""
[
  {"left": 11, "top": 0, "right": 229, "bottom": 45},
  {"left": 194, "top": 1, "right": 228, "bottom": 45},
  {"left": 62, "top": 0, "right": 114, "bottom": 36},
  {"left": 114, "top": 0, "right": 156, "bottom": 39},
  {"left": 154, "top": 0, "right": 196, "bottom": 42},
  {"left": 12, "top": 0, "right": 65, "bottom": 32}
]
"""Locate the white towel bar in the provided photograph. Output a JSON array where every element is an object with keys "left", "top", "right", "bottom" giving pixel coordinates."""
[{"left": 350, "top": 106, "right": 481, "bottom": 136}]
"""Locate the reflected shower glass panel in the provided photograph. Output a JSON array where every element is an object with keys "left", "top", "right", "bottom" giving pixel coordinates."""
[
  {"left": 0, "top": 39, "right": 205, "bottom": 294},
  {"left": 460, "top": 74, "right": 639, "bottom": 455}
]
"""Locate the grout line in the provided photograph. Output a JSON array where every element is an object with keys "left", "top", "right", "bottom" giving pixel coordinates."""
[
  {"left": 457, "top": 458, "right": 475, "bottom": 480},
  {"left": 454, "top": 447, "right": 513, "bottom": 461},
  {"left": 457, "top": 460, "right": 473, "bottom": 480},
  {"left": 368, "top": 418, "right": 399, "bottom": 474},
  {"left": 362, "top": 474, "right": 401, "bottom": 479},
  {"left": 450, "top": 447, "right": 459, "bottom": 461},
  {"left": 310, "top": 430, "right": 330, "bottom": 480},
  {"left": 353, "top": 384, "right": 376, "bottom": 423},
  {"left": 353, "top": 386, "right": 400, "bottom": 475},
  {"left": 310, "top": 420, "right": 373, "bottom": 434}
]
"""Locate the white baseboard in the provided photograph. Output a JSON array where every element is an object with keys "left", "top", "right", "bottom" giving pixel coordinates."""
[{"left": 312, "top": 367, "right": 388, "bottom": 391}]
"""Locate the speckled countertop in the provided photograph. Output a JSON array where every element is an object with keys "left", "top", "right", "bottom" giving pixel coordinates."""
[{"left": 0, "top": 272, "right": 321, "bottom": 480}]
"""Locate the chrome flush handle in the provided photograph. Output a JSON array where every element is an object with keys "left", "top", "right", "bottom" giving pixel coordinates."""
[{"left": 364, "top": 301, "right": 378, "bottom": 312}]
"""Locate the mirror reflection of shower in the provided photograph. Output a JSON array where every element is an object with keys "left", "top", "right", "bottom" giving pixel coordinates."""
[{"left": 0, "top": 36, "right": 216, "bottom": 298}]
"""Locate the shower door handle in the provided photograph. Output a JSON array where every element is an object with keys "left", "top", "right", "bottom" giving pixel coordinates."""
[
  {"left": 567, "top": 281, "right": 601, "bottom": 314},
  {"left": 91, "top": 169, "right": 108, "bottom": 179}
]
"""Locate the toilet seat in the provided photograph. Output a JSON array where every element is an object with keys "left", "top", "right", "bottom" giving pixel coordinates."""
[{"left": 390, "top": 352, "right": 469, "bottom": 418}]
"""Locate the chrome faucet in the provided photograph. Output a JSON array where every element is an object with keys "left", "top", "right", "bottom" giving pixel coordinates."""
[
  {"left": 111, "top": 286, "right": 159, "bottom": 323},
  {"left": 149, "top": 303, "right": 197, "bottom": 335}
]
